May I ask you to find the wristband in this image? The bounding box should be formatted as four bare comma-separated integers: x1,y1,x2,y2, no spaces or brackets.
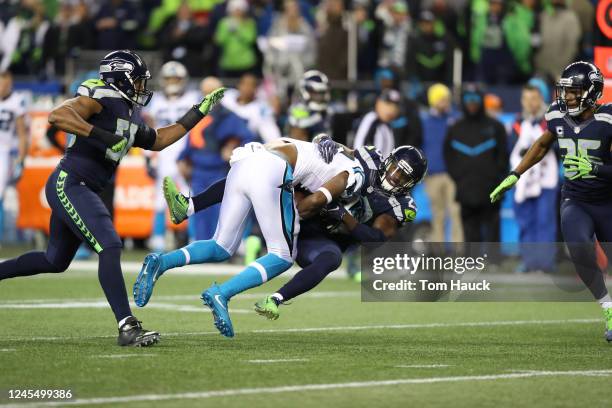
89,126,123,148
317,187,333,204
176,105,204,131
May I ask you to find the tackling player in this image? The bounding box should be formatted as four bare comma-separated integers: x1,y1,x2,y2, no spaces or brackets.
0,50,225,346
490,61,612,342
134,138,363,337
255,142,426,319
0,71,28,243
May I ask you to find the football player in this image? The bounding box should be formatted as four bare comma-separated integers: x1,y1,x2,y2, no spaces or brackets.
255,141,426,320
142,61,199,251
0,50,225,346
287,70,331,141
134,138,364,337
0,70,28,243
490,61,612,342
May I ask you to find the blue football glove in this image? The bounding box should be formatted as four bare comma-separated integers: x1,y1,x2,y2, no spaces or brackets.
313,134,339,164
11,161,24,184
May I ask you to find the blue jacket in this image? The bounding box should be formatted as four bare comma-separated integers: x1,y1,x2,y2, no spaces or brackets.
420,108,457,175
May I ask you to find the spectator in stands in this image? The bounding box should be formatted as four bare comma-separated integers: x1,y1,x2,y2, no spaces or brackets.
376,0,411,72
177,77,255,240
501,0,541,82
406,9,454,85
428,0,460,40
53,0,94,74
471,0,517,84
570,0,594,61
421,83,463,243
510,84,557,273
222,73,281,143
354,0,381,78
534,0,581,82
1,0,56,76
214,0,258,78
316,0,348,80
159,1,210,77
94,0,142,50
263,0,316,100
353,89,401,157
443,84,508,244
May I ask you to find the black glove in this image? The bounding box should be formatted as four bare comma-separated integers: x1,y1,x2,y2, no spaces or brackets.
313,134,339,164
320,203,348,223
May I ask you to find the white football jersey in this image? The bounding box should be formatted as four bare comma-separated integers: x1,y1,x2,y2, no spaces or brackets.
282,138,363,195
222,88,281,143
0,92,28,149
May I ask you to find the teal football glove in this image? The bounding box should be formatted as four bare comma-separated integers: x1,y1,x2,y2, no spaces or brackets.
563,149,593,180
490,173,519,203
197,87,226,115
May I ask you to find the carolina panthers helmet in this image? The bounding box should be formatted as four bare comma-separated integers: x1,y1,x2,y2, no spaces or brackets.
160,61,188,96
99,50,153,106
556,61,603,117
379,146,428,194
299,70,331,112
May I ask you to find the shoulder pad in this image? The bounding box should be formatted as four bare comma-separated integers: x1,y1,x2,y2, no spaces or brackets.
544,102,564,122
76,79,122,100
356,146,382,171
596,103,612,115
393,194,417,224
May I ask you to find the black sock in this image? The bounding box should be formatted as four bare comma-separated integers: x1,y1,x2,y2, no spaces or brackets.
277,252,342,302
0,251,63,280
98,247,132,322
192,178,226,213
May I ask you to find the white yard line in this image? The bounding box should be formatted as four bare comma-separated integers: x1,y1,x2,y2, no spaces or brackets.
0,291,358,305
0,301,251,314
0,348,16,352
247,359,309,364
0,318,601,342
0,369,611,408
395,365,450,368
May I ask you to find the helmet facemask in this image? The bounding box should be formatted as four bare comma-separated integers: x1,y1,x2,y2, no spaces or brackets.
556,81,590,117
379,157,417,194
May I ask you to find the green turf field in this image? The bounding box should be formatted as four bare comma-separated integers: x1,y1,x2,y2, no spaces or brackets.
0,261,611,408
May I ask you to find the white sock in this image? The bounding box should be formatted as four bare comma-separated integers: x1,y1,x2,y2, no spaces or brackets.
118,316,131,328
597,294,612,309
272,293,284,302
187,198,195,216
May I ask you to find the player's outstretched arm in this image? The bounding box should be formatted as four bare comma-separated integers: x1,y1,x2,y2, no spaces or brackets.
298,171,349,219
325,206,397,243
147,87,225,151
490,130,555,203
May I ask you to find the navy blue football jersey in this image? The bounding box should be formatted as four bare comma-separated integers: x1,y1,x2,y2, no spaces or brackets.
59,79,152,191
546,102,612,201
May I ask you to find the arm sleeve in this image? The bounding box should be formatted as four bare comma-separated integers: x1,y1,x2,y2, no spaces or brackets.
592,164,612,181
133,124,157,150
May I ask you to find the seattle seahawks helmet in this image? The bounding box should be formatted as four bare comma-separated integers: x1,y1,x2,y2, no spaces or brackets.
99,50,153,106
160,60,188,96
379,146,427,194
299,70,331,112
556,61,603,117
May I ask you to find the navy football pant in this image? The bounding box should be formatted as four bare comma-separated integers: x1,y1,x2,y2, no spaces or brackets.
560,197,612,300
0,168,131,322
276,225,347,302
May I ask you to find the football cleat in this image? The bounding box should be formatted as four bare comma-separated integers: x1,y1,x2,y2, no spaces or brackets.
117,316,160,347
605,308,612,342
201,284,234,337
163,177,189,224
254,296,280,320
133,253,163,307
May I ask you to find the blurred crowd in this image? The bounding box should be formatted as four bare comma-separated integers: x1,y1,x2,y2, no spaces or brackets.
0,0,596,88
